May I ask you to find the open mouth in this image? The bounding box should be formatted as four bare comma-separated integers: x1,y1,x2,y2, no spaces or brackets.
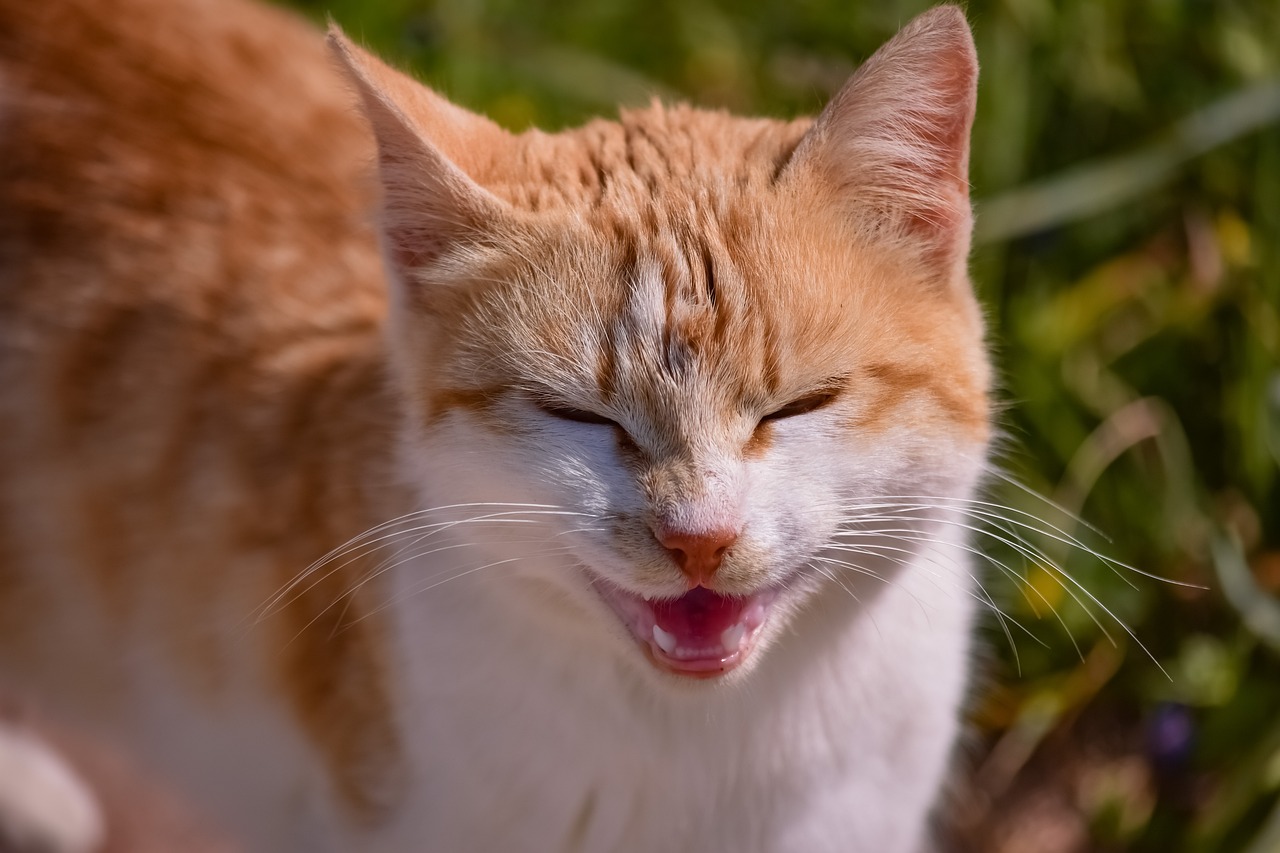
598,583,780,677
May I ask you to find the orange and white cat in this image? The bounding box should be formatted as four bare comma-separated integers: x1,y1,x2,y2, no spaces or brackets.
0,0,988,850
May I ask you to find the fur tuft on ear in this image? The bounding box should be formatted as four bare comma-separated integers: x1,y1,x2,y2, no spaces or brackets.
326,27,513,276
783,6,978,275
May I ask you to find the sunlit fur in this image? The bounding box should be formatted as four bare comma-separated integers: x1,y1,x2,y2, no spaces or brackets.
0,0,992,850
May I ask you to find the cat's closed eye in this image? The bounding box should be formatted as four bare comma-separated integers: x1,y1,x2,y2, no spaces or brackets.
760,388,841,423
537,401,619,427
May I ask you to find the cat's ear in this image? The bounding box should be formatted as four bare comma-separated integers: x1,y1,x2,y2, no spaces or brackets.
781,6,978,277
327,28,514,277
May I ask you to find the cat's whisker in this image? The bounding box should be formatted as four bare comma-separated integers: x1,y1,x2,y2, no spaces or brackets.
840,520,1164,672
981,467,1109,539
839,510,1075,601
258,507,588,620
359,536,583,601
834,526,1088,659
823,541,1048,654
361,519,556,579
974,578,1022,673
834,489,1192,672
822,539,1041,661
287,540,583,647
831,527,1077,646
840,495,1201,589
838,519,1081,610
309,522,570,616
261,501,579,597
812,547,1031,667
805,561,882,641
353,513,606,588
260,518,549,621
556,527,609,537
867,502,1129,594
272,503,582,570
352,546,583,630
808,554,929,632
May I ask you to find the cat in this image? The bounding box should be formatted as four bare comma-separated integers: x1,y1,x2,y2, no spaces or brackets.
0,0,988,850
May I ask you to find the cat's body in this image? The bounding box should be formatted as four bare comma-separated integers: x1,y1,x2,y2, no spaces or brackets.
0,1,989,851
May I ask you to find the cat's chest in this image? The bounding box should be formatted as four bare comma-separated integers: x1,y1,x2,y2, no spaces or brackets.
369,553,974,853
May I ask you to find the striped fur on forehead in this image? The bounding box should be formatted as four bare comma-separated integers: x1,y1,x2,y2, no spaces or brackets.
339,32,992,446
416,179,989,448
478,103,812,213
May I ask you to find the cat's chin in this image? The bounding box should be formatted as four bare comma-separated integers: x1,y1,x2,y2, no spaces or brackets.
595,581,782,679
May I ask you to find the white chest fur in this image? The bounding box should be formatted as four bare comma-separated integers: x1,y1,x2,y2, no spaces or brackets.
363,528,976,853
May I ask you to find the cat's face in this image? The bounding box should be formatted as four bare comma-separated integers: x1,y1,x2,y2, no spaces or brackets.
331,6,987,681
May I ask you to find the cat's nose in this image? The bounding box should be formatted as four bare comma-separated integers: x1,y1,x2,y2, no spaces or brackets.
654,526,739,588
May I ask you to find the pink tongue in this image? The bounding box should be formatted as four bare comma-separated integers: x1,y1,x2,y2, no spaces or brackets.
650,588,748,644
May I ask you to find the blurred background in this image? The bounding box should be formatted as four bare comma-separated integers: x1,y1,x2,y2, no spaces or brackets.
275,0,1280,849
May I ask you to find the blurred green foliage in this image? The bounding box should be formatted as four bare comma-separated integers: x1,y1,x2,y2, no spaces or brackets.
275,0,1280,849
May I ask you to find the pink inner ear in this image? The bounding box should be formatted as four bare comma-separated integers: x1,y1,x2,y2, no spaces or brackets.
327,29,514,276
897,53,975,238
896,107,973,247
784,7,978,268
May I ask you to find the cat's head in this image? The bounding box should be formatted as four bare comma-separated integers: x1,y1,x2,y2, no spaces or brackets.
331,6,989,682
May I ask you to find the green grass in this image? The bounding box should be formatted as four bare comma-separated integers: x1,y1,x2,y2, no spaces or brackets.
275,0,1280,847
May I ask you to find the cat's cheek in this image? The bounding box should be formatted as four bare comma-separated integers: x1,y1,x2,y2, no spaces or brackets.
739,449,844,574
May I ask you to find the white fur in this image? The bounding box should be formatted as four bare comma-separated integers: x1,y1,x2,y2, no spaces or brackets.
365,491,979,853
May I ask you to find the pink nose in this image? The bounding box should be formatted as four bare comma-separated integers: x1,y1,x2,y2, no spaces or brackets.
654,526,739,587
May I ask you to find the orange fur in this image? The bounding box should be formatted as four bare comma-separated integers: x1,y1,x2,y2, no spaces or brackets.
0,0,402,822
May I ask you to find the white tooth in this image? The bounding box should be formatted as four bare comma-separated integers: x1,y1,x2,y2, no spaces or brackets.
720,623,746,652
652,624,677,654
